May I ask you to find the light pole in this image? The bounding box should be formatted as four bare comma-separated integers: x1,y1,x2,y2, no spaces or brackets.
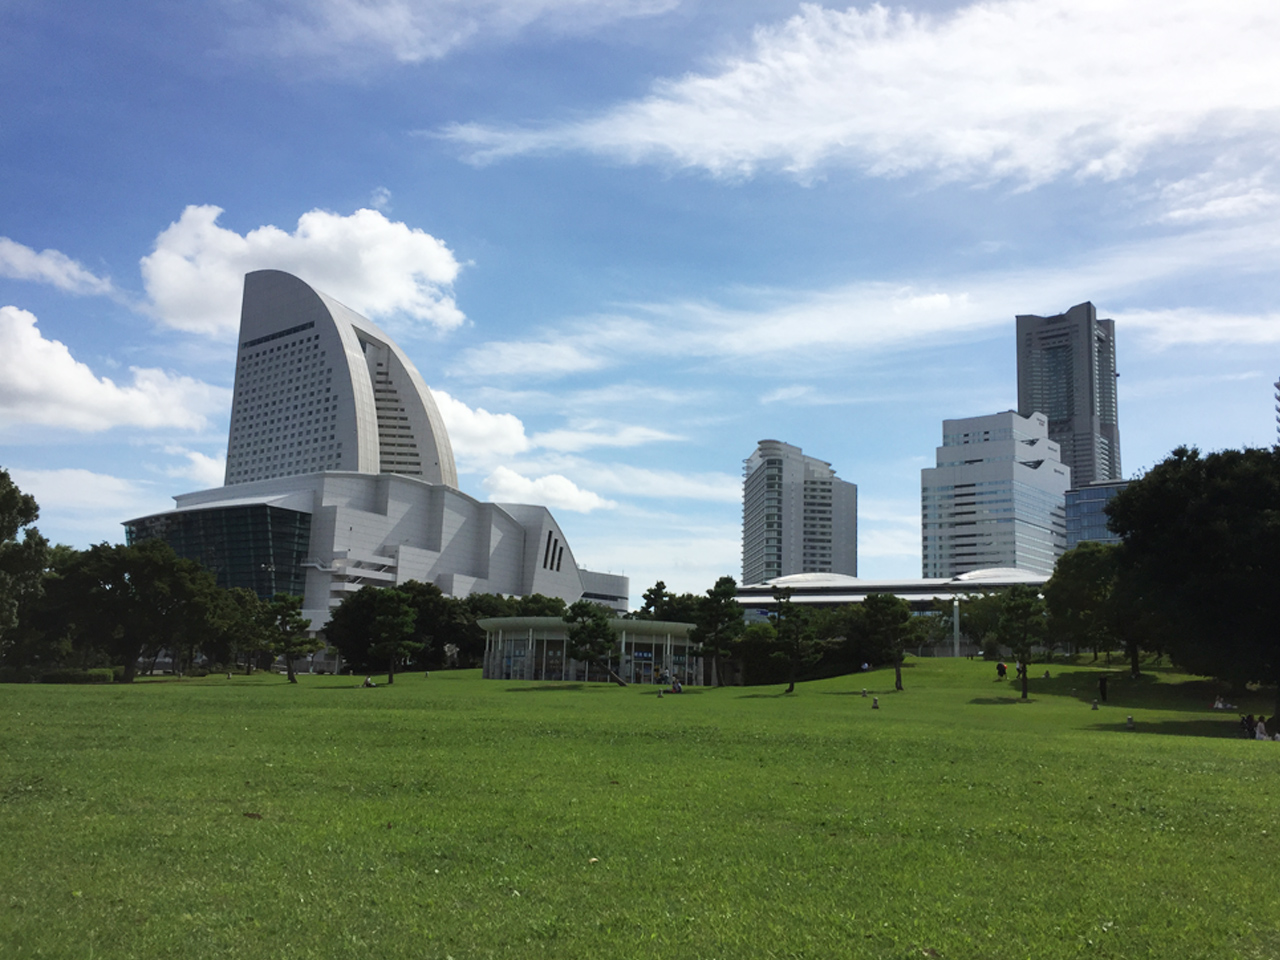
952,598,961,658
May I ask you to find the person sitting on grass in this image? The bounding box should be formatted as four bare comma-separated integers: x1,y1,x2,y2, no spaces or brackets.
1256,716,1270,740
363,676,376,688
1242,715,1255,738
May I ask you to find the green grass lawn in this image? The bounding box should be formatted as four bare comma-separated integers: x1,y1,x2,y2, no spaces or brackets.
2,660,1278,959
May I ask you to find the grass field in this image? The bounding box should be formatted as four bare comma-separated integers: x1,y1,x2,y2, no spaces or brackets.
2,660,1278,959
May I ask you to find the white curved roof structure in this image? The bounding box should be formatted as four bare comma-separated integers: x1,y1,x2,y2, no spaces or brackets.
224,269,457,487
737,566,1049,608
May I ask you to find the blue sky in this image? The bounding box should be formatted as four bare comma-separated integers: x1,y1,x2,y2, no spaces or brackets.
3,0,1279,604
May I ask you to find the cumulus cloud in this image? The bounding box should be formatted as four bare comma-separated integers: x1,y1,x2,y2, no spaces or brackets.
431,388,531,468
140,205,464,338
241,0,679,64
482,465,616,512
0,237,113,295
0,305,228,433
6,468,174,540
564,462,741,502
163,446,227,488
445,0,1280,190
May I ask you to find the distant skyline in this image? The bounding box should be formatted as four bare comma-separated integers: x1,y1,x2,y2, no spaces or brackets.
3,0,1279,605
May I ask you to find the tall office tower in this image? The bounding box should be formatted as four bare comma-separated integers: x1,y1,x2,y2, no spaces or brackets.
1065,480,1129,550
1016,301,1121,487
921,411,1071,578
742,440,857,585
224,269,456,486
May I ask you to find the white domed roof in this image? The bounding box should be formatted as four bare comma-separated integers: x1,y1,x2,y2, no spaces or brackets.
949,567,1045,584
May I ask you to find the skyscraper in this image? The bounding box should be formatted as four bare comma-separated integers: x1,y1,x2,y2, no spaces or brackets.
742,440,857,585
1016,301,1121,486
921,411,1071,578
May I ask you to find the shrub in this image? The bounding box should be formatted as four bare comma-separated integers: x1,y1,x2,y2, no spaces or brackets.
39,668,114,684
0,666,41,683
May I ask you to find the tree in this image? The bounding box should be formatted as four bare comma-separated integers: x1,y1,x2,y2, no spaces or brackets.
563,600,620,683
264,594,322,683
62,539,220,682
369,589,419,684
323,586,379,673
691,576,744,687
633,580,700,623
0,468,50,662
861,593,913,691
1043,542,1121,665
1107,446,1280,713
997,585,1047,700
958,592,1006,659
772,587,821,694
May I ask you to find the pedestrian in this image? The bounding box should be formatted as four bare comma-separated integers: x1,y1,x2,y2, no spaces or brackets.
997,662,1007,680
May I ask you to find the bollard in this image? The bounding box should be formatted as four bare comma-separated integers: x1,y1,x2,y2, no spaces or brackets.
1091,699,1099,710
862,688,867,698
1126,715,1135,730
872,696,879,710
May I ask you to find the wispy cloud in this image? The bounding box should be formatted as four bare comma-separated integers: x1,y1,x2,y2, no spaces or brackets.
163,446,227,488
443,0,1280,197
0,306,228,434
0,237,114,296
6,468,174,539
141,205,464,338
450,220,1280,381
532,421,682,452
234,0,678,65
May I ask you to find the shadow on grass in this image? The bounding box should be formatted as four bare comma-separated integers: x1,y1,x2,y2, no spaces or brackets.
999,667,1269,714
1088,718,1254,739
969,696,1037,705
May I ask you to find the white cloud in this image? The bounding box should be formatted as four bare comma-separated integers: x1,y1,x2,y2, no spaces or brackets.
0,305,228,434
1157,168,1280,224
140,205,464,338
6,468,174,541
532,421,681,452
445,0,1280,191
163,446,227,488
1116,308,1280,350
565,462,741,502
431,388,531,468
0,237,113,295
244,0,679,64
482,465,616,512
370,186,392,211
452,220,1280,379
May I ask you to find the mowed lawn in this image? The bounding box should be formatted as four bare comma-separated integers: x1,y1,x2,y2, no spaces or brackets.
2,661,1277,960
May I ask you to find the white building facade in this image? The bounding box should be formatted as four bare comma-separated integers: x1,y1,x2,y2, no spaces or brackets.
921,411,1071,578
126,270,628,626
742,440,857,585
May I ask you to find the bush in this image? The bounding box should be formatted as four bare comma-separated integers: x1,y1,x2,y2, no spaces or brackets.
111,666,127,682
0,666,41,683
39,668,114,684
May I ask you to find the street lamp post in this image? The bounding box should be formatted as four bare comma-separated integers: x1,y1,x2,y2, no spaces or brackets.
952,598,961,658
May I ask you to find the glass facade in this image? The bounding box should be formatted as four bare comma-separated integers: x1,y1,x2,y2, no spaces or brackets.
1065,482,1128,550
125,504,312,599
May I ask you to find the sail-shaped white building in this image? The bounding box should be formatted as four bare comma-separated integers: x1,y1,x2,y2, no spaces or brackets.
126,270,627,628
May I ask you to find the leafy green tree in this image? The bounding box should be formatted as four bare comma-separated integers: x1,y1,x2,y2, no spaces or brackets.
215,587,272,674
62,539,219,682
0,468,50,662
1107,446,1280,712
633,580,700,623
324,586,381,673
861,593,913,691
1044,542,1120,664
264,594,322,683
563,599,619,682
997,585,1047,700
691,576,744,687
772,587,822,694
958,592,1006,659
368,588,419,684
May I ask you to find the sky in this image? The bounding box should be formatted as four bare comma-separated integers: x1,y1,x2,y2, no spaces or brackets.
2,0,1279,606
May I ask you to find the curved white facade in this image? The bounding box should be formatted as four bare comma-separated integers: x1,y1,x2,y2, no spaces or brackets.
225,270,456,487
126,270,628,625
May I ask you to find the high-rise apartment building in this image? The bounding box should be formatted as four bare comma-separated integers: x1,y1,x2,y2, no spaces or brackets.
742,440,857,585
1016,301,1121,487
921,411,1071,578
